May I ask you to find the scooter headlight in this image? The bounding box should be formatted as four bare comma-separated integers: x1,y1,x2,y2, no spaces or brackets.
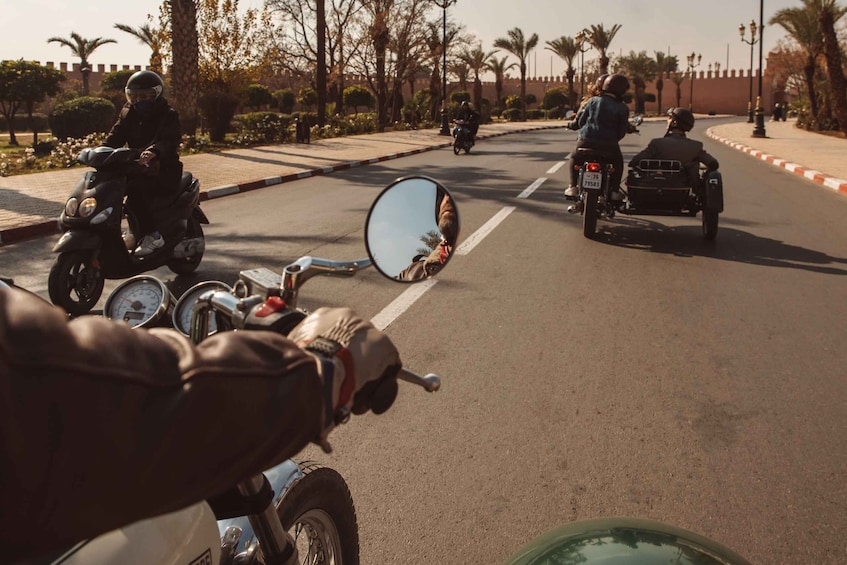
65,198,79,217
78,197,98,218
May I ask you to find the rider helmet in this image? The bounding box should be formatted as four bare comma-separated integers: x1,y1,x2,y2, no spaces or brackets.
667,107,695,132
601,74,630,98
595,74,609,92
125,70,164,107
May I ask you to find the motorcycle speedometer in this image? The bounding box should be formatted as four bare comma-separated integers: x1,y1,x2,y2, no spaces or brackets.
172,281,233,337
103,275,174,329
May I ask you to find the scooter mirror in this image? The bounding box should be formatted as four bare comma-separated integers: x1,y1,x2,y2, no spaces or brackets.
365,175,460,282
565,110,575,119
632,115,644,126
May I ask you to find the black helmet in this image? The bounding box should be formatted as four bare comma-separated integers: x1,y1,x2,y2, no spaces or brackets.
601,74,629,98
595,74,610,91
667,107,695,131
461,101,469,108
125,70,164,106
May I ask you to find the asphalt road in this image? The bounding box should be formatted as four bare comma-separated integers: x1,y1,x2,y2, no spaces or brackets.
1,120,846,564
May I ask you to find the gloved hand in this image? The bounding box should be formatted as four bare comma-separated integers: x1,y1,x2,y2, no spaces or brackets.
288,307,401,449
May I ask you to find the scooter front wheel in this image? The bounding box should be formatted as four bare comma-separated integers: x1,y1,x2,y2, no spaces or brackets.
274,461,359,564
167,216,204,275
48,250,104,316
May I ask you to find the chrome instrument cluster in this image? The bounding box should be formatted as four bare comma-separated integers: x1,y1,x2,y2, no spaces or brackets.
172,280,233,336
103,276,174,328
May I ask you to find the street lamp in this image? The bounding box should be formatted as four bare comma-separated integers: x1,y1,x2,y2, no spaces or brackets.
752,0,767,138
739,19,759,123
430,0,456,136
575,30,591,102
686,52,701,112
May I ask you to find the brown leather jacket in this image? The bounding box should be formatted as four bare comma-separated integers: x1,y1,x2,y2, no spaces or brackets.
0,288,322,562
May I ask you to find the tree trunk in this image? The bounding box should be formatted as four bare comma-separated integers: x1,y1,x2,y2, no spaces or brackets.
566,68,576,107
316,0,327,126
170,0,200,140
473,77,482,111
804,56,820,126
520,62,527,121
820,8,847,135
656,76,664,114
599,54,609,75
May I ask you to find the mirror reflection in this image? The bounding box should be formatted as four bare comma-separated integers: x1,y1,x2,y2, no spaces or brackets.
366,176,459,282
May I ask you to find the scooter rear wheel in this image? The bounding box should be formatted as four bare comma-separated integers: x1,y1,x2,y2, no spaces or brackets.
48,250,104,316
167,216,204,275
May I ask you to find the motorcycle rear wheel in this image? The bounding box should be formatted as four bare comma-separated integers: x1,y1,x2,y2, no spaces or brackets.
582,192,598,238
275,461,359,565
48,250,104,317
702,210,719,241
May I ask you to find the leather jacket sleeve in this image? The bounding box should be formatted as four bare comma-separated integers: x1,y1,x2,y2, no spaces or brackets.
0,288,323,561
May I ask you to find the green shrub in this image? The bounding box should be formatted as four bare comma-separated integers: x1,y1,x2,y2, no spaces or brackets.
199,89,240,142
526,109,545,120
274,88,295,114
543,87,570,111
502,108,522,121
0,113,49,132
246,84,274,111
450,91,471,105
505,95,523,109
343,85,375,113
48,97,116,140
238,112,292,143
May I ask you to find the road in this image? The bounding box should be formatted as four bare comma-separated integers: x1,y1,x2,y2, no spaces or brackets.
2,119,846,564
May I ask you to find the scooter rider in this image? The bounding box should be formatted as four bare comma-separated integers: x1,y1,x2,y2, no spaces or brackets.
104,70,183,257
628,107,719,184
456,101,480,142
0,287,401,562
565,73,631,200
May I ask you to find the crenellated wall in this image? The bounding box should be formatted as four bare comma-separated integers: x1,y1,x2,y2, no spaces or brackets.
39,60,785,117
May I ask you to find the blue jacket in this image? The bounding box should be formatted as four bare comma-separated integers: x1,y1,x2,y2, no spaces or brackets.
577,94,630,144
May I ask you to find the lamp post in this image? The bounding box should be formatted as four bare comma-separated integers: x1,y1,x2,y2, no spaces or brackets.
686,52,701,112
430,0,456,135
739,19,759,123
752,0,767,138
575,30,591,101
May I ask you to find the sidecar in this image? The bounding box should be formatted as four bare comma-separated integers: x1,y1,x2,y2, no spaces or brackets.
623,159,724,240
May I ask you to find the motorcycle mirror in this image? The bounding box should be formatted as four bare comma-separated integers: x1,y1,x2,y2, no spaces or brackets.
365,175,460,283
565,110,575,119
632,115,644,126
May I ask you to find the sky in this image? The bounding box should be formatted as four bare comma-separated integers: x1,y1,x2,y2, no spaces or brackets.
1,0,803,78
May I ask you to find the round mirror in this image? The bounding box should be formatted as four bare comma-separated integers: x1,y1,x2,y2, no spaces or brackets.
365,176,460,282
632,114,644,126
565,110,575,119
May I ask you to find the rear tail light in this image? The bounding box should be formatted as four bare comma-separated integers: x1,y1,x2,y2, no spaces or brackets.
586,162,601,172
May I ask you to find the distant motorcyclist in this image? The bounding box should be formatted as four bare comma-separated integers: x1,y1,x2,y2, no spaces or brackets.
628,107,719,186
565,73,631,201
565,74,607,193
456,101,480,142
103,70,183,257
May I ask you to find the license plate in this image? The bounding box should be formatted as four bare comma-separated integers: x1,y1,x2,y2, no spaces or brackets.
581,171,602,190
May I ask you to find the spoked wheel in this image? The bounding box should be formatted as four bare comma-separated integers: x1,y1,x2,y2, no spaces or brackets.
702,210,719,240
48,250,104,316
275,461,359,565
167,215,204,275
582,191,599,238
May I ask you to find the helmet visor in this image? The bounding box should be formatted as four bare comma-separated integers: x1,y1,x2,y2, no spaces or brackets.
125,85,162,105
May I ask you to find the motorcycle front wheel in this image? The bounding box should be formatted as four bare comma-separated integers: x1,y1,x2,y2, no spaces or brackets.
452,140,462,155
275,461,359,565
48,250,104,316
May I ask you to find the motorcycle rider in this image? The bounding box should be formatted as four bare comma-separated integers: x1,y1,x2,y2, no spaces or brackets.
103,70,183,257
565,74,607,194
397,189,458,281
0,286,401,562
628,107,719,185
564,73,631,204
456,100,480,143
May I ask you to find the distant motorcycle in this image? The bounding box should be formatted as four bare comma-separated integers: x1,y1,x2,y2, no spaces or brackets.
452,119,474,154
48,146,209,316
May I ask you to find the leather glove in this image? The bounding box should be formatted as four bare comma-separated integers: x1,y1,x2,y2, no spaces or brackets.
288,307,402,451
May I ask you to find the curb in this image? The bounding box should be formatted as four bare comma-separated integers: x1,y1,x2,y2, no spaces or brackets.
0,124,566,246
706,127,847,196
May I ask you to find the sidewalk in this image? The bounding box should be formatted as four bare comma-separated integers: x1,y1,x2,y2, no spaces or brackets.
1,117,845,246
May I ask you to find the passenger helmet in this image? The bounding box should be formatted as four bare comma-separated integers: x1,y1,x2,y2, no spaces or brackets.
667,107,695,131
125,70,164,106
601,73,630,98
595,74,610,91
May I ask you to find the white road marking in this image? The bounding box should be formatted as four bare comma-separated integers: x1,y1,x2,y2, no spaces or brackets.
456,206,516,255
517,177,546,199
547,161,566,174
371,279,438,330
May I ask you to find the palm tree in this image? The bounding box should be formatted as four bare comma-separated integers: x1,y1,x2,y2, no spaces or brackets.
47,32,116,96
818,1,847,134
169,0,200,138
545,36,579,107
583,23,621,75
670,72,686,108
485,55,516,111
653,51,678,115
615,50,657,114
493,27,539,120
114,23,164,74
769,0,840,123
460,44,496,111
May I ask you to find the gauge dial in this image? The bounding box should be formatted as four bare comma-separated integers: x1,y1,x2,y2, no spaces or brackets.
103,276,173,328
173,281,232,336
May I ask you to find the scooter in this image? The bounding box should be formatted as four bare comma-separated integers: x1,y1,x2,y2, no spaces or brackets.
51,175,455,564
452,119,474,154
48,146,209,316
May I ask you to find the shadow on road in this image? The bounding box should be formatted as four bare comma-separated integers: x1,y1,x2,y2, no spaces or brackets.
596,217,847,276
